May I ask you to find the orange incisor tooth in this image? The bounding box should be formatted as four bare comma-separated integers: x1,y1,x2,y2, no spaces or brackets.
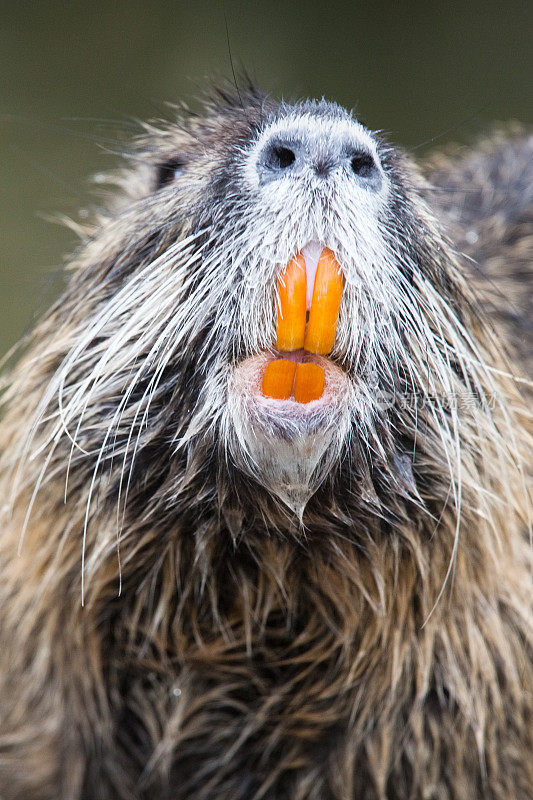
275,253,307,351
262,359,297,400
293,363,325,404
304,248,344,355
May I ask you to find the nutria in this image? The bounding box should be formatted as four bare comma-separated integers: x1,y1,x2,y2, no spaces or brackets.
0,87,531,800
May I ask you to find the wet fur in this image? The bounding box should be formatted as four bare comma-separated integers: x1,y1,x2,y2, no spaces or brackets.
0,89,531,799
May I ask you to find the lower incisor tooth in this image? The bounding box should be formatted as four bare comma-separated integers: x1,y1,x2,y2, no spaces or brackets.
262,359,297,400
293,363,325,403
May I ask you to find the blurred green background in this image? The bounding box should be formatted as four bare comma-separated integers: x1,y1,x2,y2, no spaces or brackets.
1,0,531,356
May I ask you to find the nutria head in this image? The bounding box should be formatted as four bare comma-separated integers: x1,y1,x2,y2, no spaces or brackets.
6,88,523,607
1,87,531,800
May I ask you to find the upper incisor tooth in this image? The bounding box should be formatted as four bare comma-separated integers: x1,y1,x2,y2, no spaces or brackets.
275,254,307,351
301,241,323,310
304,248,343,355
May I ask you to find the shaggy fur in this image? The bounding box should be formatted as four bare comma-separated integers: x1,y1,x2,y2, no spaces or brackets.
0,88,531,800
423,127,533,377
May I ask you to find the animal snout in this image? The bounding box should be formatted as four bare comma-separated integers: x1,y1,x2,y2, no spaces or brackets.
257,129,382,189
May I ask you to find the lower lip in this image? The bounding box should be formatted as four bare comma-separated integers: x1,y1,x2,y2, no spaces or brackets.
230,351,349,413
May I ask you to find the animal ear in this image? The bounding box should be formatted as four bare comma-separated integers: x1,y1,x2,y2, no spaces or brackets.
155,157,186,190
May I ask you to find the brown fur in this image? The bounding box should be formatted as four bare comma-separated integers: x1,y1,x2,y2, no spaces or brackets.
0,93,531,799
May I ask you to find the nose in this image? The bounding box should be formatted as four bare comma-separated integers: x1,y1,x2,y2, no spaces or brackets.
257,131,381,189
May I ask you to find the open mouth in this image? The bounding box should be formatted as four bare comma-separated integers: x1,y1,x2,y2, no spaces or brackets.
262,242,344,404
226,241,352,498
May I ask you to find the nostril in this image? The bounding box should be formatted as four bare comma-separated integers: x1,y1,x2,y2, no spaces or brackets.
350,151,377,179
257,139,300,185
264,144,296,171
262,144,296,170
